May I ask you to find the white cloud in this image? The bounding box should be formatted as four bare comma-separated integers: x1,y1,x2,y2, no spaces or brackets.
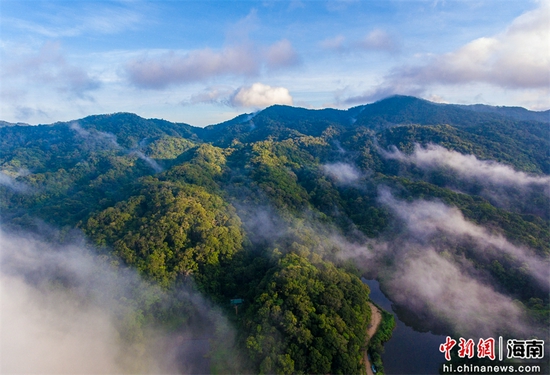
183,86,235,106
184,83,295,109
326,190,541,338
0,229,169,374
343,1,550,104
126,39,299,89
125,45,260,89
341,84,423,105
388,248,529,337
331,189,547,337
391,5,550,89
0,227,243,374
1,41,100,98
0,172,32,193
383,143,550,190
322,162,362,185
132,151,163,173
230,83,293,108
379,190,550,288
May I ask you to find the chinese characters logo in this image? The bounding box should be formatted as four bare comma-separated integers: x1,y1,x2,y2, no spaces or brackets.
439,336,544,361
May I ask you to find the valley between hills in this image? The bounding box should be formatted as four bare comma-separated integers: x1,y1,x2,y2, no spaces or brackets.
1,96,548,374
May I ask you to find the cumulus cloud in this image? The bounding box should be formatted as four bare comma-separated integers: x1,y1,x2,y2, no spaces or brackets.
184,83,294,109
321,162,362,185
393,2,550,89
230,83,293,108
382,143,550,191
2,41,100,98
0,227,243,374
342,1,550,103
125,40,299,89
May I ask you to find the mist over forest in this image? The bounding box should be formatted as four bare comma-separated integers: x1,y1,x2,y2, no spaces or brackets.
1,96,549,374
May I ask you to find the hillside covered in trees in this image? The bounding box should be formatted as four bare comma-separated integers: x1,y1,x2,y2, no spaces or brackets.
1,96,548,374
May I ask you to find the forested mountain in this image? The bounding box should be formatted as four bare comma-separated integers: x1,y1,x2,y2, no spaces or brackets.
458,103,550,123
0,120,31,128
1,96,548,374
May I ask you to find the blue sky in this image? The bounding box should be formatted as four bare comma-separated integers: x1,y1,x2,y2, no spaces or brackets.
0,0,548,126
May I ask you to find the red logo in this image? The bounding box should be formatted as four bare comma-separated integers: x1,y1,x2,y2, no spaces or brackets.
439,336,457,361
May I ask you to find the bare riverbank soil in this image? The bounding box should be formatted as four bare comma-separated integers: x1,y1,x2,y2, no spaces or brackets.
365,302,382,375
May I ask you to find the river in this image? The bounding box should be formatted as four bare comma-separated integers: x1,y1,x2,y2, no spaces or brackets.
363,279,448,375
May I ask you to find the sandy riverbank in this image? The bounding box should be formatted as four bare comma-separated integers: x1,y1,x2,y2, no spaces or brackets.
365,302,382,375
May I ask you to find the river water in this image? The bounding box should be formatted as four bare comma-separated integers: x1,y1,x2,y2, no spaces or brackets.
363,279,447,375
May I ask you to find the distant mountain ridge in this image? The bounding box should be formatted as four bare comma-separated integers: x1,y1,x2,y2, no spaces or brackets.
2,96,548,133
3,95,547,175
458,103,550,123
210,95,549,129
0,120,31,128
351,96,549,129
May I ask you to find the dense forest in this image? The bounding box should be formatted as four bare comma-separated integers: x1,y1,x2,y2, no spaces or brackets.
1,96,548,374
